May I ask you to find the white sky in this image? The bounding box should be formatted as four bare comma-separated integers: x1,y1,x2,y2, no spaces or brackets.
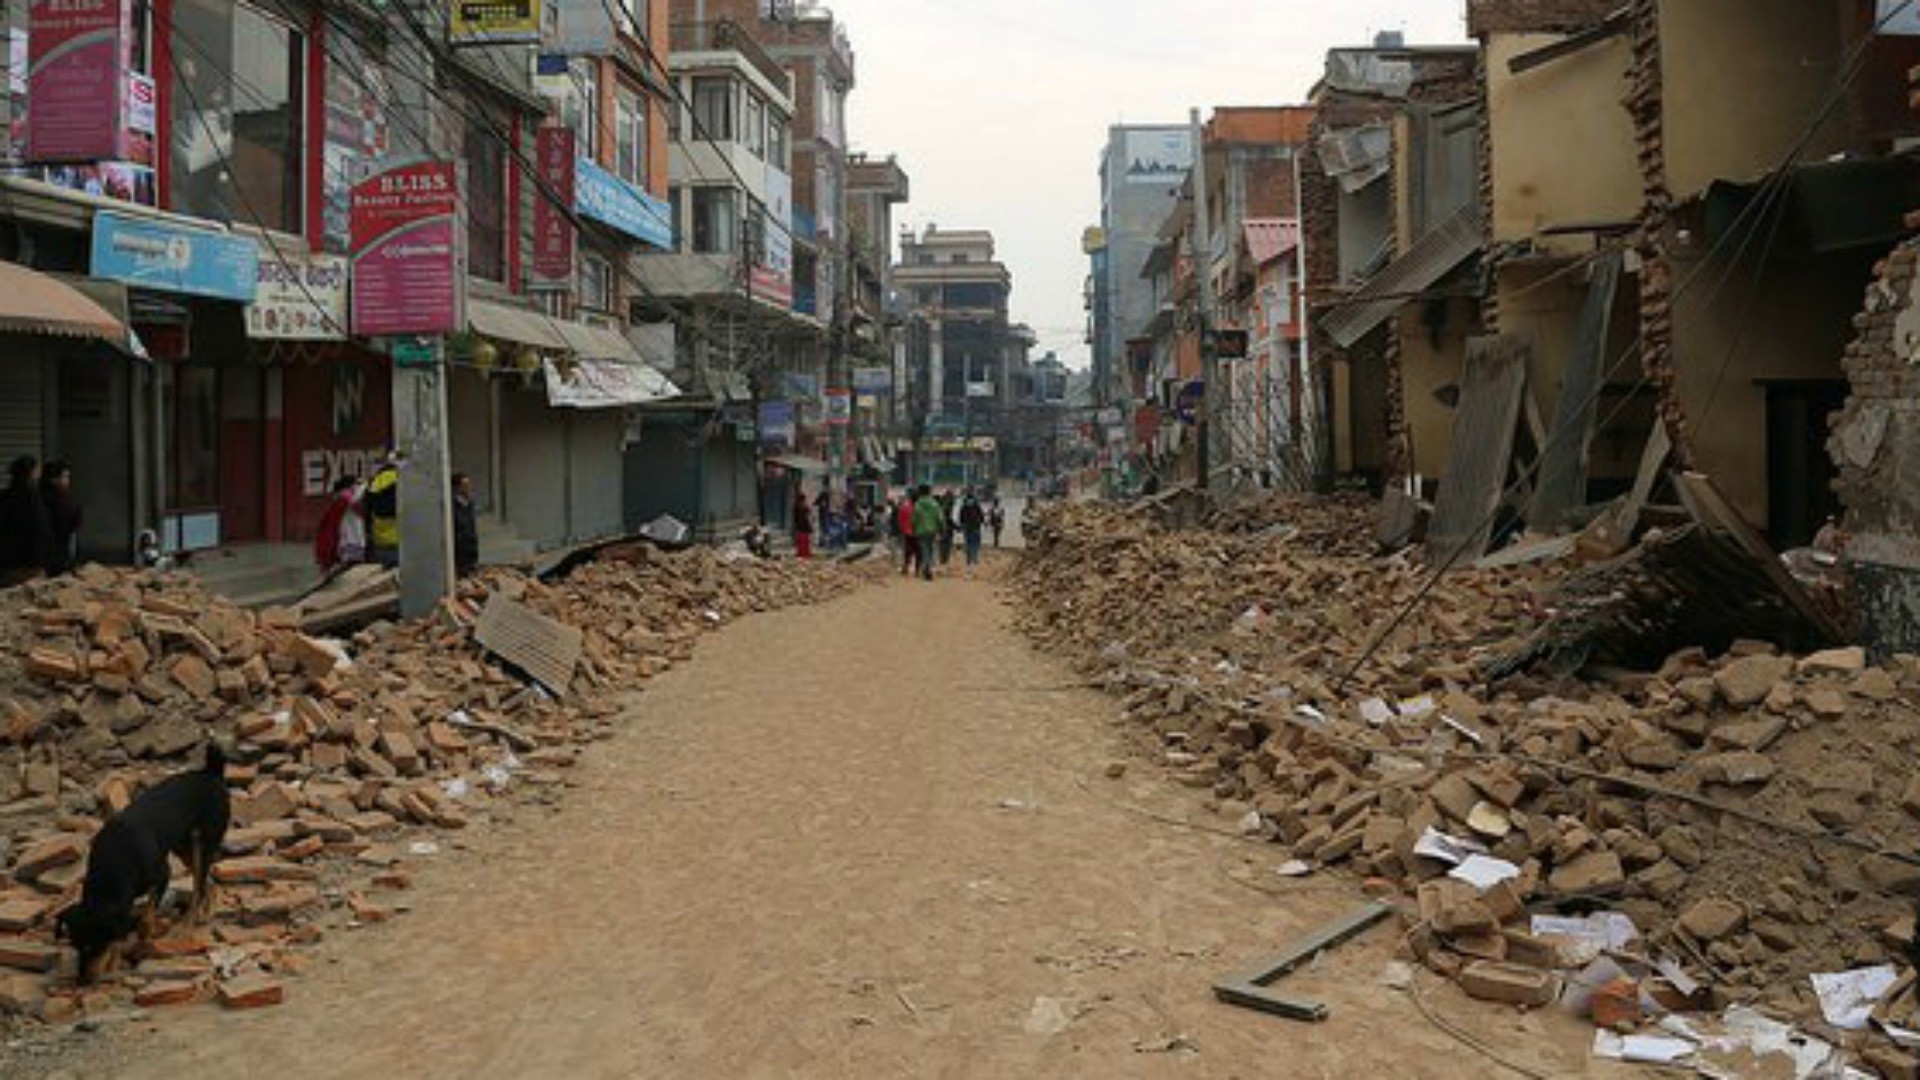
828,0,1470,369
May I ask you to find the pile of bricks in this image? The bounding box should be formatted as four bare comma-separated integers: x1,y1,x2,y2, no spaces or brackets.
1017,500,1920,1073
0,548,862,1024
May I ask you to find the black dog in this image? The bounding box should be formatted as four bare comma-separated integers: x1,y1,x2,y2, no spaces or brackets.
57,743,230,984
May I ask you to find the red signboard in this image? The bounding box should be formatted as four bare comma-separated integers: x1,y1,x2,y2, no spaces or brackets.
26,0,127,163
350,161,463,337
531,127,576,288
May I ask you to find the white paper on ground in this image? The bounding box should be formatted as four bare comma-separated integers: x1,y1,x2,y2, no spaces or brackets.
1398,695,1437,719
1531,912,1638,951
1359,698,1394,725
1810,965,1900,1031
1592,1030,1694,1064
1447,854,1520,889
1412,826,1487,866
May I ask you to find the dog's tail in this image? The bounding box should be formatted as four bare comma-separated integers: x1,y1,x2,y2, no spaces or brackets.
202,741,227,775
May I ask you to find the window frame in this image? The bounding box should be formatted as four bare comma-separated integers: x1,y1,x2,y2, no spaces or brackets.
463,111,509,283
690,186,737,255
168,0,307,234
615,83,644,186
691,76,733,143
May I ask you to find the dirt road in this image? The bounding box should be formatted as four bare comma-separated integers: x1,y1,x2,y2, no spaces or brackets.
28,569,1620,1078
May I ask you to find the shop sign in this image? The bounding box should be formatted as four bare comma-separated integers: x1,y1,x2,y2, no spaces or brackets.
25,0,125,162
758,400,795,446
851,366,891,394
751,166,792,306
531,128,576,288
779,372,819,402
575,155,673,250
449,0,545,45
824,388,852,427
545,0,613,55
246,251,349,340
350,160,462,336
90,211,259,301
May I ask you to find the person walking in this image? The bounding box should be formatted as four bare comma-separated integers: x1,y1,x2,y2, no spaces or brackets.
896,491,918,577
959,491,985,567
0,456,51,587
451,473,480,577
39,460,81,576
911,483,943,581
792,487,814,559
936,489,957,566
365,458,401,568
989,499,1006,549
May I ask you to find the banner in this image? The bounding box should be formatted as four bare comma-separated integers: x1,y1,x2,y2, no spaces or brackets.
531,127,576,288
575,155,673,250
751,166,793,306
758,401,795,447
350,161,463,336
851,366,891,394
247,252,349,340
449,0,544,45
26,0,125,162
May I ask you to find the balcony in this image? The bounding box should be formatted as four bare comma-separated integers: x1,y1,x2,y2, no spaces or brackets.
670,20,790,96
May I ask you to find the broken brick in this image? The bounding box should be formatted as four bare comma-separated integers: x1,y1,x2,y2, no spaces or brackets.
217,973,285,1009
0,937,59,972
1458,960,1559,1008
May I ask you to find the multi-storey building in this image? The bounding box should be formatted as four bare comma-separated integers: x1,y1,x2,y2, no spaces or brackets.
895,226,1018,485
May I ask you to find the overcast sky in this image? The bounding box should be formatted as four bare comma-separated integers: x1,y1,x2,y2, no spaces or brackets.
827,0,1470,369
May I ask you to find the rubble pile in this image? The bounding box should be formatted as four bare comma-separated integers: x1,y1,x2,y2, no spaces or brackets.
0,549,861,1023
1015,500,1920,1071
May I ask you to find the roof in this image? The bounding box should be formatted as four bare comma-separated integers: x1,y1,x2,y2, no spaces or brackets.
1243,220,1300,266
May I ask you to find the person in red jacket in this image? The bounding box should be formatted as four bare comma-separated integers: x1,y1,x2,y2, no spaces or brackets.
313,476,360,573
895,492,918,577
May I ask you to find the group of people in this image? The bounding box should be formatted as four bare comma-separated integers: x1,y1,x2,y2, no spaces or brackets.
789,483,873,559
0,455,82,587
884,486,1004,579
313,461,481,579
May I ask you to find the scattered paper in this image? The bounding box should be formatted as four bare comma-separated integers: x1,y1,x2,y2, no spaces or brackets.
1448,854,1521,889
1359,698,1395,726
1290,704,1330,731
1439,713,1487,746
1532,912,1637,951
1593,1030,1695,1065
1275,859,1313,878
1811,965,1899,1031
1398,695,1437,719
1675,1006,1852,1080
1412,826,1487,866
439,777,470,800
1654,955,1700,998
408,840,441,857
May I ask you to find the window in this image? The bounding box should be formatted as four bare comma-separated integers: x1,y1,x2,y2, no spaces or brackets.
744,94,766,159
625,0,649,38
616,85,644,186
465,114,507,281
669,186,684,252
580,252,614,312
170,0,304,233
768,117,788,168
744,199,767,263
691,77,732,142
691,187,736,254
561,60,599,155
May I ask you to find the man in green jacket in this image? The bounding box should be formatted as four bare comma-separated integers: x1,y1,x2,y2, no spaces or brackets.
910,483,943,581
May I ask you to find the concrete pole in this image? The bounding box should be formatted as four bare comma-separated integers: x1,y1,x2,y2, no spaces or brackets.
393,342,454,618
1188,108,1219,494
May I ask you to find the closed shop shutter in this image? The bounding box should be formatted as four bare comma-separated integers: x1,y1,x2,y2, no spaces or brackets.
0,356,45,465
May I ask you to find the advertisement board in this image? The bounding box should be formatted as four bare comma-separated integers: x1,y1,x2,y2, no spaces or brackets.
751,166,793,306
575,155,673,250
350,161,463,337
90,212,259,301
247,251,349,340
758,401,795,447
545,0,614,55
824,388,852,426
449,0,545,45
25,0,125,162
531,127,576,288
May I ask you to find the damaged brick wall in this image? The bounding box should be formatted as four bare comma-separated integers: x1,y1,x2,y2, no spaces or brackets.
1626,0,1686,466
1467,0,1625,35
1831,238,1920,567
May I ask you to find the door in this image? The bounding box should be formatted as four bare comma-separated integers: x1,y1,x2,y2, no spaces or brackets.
1764,379,1848,550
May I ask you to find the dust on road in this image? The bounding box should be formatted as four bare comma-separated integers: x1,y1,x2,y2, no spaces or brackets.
28,568,1618,1079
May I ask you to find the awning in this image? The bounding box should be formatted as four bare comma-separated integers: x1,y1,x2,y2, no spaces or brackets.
767,453,830,475
1319,205,1483,349
469,298,567,351
543,357,679,408
1244,220,1300,267
0,262,130,347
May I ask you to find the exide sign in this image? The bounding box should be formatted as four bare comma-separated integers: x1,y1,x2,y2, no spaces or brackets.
349,161,464,337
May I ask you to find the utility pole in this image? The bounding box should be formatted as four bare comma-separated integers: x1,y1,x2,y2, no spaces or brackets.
1188,107,1219,495
393,339,453,618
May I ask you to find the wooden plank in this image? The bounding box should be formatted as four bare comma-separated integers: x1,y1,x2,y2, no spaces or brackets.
472,592,584,698
1427,335,1530,563
1529,251,1623,531
1672,472,1849,643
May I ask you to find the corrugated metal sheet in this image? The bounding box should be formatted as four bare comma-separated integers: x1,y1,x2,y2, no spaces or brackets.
1527,251,1622,530
1426,335,1530,562
1319,205,1484,349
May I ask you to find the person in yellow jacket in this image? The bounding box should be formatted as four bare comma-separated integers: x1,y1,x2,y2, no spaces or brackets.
365,459,400,567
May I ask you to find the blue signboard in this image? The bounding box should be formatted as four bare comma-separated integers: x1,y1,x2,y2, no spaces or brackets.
758,400,795,446
90,211,260,302
575,157,674,250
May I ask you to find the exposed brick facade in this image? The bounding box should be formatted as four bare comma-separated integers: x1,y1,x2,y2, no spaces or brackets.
1467,0,1624,35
